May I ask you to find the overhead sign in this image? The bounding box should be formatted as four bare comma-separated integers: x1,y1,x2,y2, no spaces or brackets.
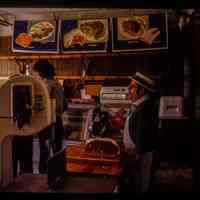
12,20,59,53
111,12,168,52
61,18,109,53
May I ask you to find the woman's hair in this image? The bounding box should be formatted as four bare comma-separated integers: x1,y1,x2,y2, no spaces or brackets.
33,59,55,79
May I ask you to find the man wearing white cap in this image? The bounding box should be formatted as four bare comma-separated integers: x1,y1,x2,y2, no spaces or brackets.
121,72,159,194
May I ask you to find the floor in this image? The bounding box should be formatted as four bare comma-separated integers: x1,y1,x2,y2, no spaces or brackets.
32,139,69,174
3,174,49,192
3,168,193,193
3,173,117,193
152,167,193,192
6,139,117,193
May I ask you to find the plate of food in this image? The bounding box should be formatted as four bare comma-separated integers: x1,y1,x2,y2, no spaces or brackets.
118,16,149,40
78,19,108,42
28,21,55,43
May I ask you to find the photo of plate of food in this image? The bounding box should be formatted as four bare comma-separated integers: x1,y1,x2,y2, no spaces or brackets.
117,16,149,40
78,19,108,43
13,20,59,53
27,21,55,43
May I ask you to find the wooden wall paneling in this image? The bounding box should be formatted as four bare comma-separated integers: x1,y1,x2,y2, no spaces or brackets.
0,60,19,76
49,58,82,77
0,37,11,54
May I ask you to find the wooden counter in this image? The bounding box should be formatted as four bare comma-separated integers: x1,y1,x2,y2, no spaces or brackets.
65,145,121,176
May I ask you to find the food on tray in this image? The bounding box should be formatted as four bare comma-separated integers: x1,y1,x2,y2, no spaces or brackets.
84,138,120,158
119,16,148,39
63,28,87,48
28,21,55,42
15,32,32,48
79,20,106,41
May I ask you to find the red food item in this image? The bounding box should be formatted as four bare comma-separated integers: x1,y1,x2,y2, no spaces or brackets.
72,34,86,45
80,164,95,172
110,115,126,130
15,33,32,48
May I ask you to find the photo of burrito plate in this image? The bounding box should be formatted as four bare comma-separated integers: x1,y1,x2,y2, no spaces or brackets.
28,21,55,42
118,16,149,40
79,20,107,42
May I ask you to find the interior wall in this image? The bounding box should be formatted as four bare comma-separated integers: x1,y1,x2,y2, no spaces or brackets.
0,60,19,77
0,35,168,78
0,9,184,96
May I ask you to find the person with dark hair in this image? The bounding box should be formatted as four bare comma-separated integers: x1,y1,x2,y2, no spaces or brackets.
63,79,74,100
32,59,64,173
120,72,160,194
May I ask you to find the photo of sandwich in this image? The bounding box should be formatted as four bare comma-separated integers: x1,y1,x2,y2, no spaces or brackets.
63,19,108,48
79,20,107,42
61,18,109,53
112,12,168,53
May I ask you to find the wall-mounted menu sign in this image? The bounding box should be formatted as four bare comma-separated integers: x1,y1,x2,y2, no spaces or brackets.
61,19,109,53
12,20,59,53
111,13,168,52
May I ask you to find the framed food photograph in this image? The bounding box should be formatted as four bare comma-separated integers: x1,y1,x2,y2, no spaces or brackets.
61,18,109,53
111,12,168,52
12,20,59,53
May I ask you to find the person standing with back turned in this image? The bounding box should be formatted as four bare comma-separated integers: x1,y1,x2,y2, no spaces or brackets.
32,59,64,173
121,72,160,194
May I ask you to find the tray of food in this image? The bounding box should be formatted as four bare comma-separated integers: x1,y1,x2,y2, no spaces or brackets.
66,139,120,162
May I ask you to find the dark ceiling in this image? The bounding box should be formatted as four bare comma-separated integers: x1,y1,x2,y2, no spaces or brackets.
0,0,195,9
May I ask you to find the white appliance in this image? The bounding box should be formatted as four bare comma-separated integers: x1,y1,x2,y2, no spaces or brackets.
100,86,132,105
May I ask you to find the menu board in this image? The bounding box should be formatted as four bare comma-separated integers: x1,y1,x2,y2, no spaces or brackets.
12,20,59,53
61,19,109,53
111,13,168,52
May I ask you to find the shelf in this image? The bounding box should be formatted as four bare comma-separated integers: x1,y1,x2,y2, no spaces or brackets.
66,162,121,176
0,51,162,60
159,116,189,120
65,145,121,176
55,75,131,80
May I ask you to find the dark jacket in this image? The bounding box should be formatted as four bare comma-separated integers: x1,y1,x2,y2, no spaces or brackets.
45,79,64,116
129,95,159,154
